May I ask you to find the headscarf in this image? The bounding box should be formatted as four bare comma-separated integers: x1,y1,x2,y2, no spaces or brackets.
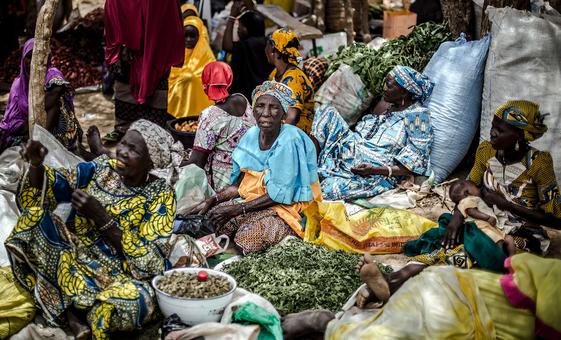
494,100,548,142
168,16,215,118
202,61,233,102
252,81,296,113
388,65,434,104
129,119,183,182
181,3,199,18
239,11,266,38
0,39,66,147
268,28,302,66
104,0,184,105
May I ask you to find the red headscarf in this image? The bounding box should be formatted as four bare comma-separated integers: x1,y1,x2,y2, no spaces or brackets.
201,61,233,102
104,0,184,104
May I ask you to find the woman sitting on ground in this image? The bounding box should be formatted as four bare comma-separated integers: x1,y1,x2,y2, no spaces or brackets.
313,65,434,201
168,15,215,118
195,81,322,254
354,100,561,307
266,28,315,134
6,119,182,339
0,39,82,154
186,61,256,191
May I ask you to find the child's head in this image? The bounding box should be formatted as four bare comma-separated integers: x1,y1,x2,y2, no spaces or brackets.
449,180,481,204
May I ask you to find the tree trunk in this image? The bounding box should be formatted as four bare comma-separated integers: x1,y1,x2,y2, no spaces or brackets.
480,0,530,35
29,0,61,135
344,0,354,44
441,0,474,38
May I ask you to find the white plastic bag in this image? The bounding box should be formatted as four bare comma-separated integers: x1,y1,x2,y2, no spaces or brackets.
175,164,215,215
481,7,561,179
315,64,374,126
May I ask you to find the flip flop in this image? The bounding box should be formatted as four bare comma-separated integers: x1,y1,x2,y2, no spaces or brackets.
102,130,124,144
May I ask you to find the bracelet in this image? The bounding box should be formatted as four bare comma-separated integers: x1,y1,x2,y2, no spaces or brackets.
228,16,237,21
386,166,393,178
99,218,116,232
239,202,247,216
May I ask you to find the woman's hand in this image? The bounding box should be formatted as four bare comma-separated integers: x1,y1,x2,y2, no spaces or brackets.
481,187,511,211
230,1,245,17
71,189,111,226
442,209,464,249
21,140,48,166
207,203,242,226
351,164,378,177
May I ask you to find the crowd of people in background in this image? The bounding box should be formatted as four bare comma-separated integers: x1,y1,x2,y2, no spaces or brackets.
0,0,560,339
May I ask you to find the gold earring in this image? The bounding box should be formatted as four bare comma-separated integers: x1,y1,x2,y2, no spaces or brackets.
515,141,520,151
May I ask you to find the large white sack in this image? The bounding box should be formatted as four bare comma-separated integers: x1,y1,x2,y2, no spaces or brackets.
423,34,491,183
481,7,561,179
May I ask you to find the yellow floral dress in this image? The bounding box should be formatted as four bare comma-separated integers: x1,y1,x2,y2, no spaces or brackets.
5,155,176,339
270,68,315,134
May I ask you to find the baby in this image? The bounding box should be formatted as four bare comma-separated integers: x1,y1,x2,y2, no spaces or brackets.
449,179,516,256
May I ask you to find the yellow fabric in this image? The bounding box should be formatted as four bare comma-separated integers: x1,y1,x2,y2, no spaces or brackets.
468,141,561,218
168,16,215,118
507,253,561,335
237,169,322,237
181,3,199,16
494,100,547,142
303,201,437,254
270,68,315,133
0,267,35,339
458,196,505,243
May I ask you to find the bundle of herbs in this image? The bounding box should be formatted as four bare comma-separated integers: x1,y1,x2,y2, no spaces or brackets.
326,22,453,99
222,239,362,315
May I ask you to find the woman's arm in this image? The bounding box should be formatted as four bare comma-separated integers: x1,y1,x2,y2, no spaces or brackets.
285,107,301,126
222,1,244,52
45,85,64,132
351,164,413,178
183,149,209,169
207,193,276,226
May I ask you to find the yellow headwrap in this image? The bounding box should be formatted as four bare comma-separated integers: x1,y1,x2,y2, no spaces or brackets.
168,16,215,118
494,100,548,142
181,3,199,17
268,28,302,66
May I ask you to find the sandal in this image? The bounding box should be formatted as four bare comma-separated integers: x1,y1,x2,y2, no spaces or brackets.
102,130,124,144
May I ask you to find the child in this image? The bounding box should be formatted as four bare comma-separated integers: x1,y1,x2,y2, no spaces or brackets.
449,179,516,256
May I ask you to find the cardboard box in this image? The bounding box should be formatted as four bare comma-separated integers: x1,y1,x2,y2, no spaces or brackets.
383,10,417,39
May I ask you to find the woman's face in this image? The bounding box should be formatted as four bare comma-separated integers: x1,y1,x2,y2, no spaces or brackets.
24,53,32,74
490,116,522,150
382,76,408,104
184,25,199,49
115,130,152,182
265,41,274,64
253,95,285,134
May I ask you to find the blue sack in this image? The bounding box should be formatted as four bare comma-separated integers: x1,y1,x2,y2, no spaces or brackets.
423,34,490,183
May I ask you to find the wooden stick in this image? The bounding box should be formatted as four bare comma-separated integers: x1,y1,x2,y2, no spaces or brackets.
29,0,61,136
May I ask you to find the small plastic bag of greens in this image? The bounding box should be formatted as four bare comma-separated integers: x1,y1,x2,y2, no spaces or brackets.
175,164,215,215
232,302,283,340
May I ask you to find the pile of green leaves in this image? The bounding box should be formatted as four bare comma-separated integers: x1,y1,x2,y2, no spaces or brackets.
222,239,362,315
326,22,453,98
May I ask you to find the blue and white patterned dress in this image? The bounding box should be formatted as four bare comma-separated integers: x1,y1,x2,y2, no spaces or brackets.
312,103,433,200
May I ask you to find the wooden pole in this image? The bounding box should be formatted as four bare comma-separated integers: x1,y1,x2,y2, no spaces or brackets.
28,0,61,136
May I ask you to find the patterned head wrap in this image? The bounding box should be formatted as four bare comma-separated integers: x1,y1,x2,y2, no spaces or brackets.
388,65,434,104
129,119,183,182
252,81,296,113
494,100,548,142
268,28,302,66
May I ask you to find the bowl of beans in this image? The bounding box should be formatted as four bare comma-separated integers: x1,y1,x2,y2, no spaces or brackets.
152,268,237,325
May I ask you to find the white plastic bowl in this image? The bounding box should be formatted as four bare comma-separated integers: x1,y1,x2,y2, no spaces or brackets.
152,268,237,325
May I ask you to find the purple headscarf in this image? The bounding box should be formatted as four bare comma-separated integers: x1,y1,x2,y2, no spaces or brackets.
0,39,65,147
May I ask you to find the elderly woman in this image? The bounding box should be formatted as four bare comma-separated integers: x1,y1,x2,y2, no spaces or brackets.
313,65,434,201
187,61,256,191
195,81,322,254
5,120,181,339
266,28,315,134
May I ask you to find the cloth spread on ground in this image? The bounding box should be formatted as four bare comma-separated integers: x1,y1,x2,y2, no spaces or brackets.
168,16,216,118
403,213,507,273
304,202,436,254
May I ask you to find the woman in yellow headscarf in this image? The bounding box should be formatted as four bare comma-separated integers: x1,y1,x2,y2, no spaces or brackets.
168,16,215,118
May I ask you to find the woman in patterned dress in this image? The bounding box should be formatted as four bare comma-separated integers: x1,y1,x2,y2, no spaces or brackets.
312,65,434,201
195,81,322,254
5,120,182,339
187,61,256,191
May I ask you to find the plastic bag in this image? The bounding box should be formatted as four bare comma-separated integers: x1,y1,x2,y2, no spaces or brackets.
161,314,190,339
423,34,490,183
173,215,218,239
232,303,283,340
175,165,215,216
304,202,437,254
167,234,209,268
315,64,374,126
481,7,561,179
0,267,36,339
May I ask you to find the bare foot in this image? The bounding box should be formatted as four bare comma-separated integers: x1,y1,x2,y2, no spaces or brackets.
87,125,106,156
360,261,391,303
356,285,374,308
503,235,516,257
282,310,335,339
66,310,91,340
